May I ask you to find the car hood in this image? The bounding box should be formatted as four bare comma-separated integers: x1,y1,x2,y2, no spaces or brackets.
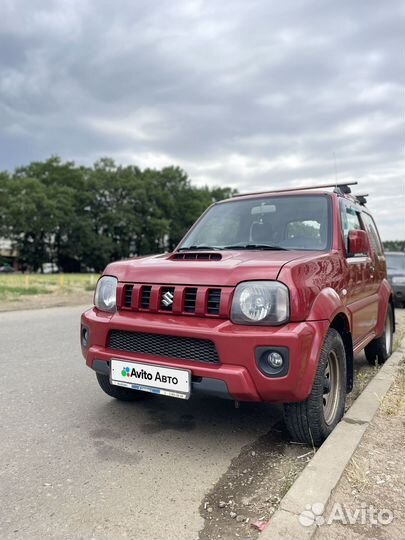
104,250,318,287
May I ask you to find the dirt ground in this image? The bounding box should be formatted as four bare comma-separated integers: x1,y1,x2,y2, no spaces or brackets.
198,418,314,540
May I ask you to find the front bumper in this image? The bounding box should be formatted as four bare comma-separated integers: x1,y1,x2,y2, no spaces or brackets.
81,308,329,403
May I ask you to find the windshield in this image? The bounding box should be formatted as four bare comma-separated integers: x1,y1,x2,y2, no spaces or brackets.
386,254,405,272
179,195,331,251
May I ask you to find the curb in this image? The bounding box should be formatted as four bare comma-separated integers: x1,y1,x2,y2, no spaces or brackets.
261,338,405,540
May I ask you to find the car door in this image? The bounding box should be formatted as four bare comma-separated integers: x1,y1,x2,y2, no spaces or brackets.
340,201,378,343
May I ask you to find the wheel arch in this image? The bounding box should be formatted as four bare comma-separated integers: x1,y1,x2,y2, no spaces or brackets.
389,294,396,334
330,312,354,393
306,288,354,393
376,279,395,337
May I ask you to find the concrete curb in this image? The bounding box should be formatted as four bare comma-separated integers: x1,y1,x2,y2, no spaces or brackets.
261,339,405,540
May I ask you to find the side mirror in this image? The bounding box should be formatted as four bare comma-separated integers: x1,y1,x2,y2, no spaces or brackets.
348,230,370,256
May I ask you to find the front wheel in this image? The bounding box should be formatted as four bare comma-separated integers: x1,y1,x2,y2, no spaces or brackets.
284,328,347,447
365,305,394,365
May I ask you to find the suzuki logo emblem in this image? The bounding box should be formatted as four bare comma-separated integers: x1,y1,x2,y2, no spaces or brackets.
162,291,174,306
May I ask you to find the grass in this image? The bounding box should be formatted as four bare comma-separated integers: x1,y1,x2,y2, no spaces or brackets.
0,285,51,297
393,324,405,351
380,361,405,417
0,273,98,302
346,457,370,491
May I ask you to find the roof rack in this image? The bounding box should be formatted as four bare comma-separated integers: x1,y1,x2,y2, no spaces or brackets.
231,181,358,198
355,193,368,206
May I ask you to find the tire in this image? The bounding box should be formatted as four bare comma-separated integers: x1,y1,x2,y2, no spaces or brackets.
365,305,394,365
284,329,347,447
96,373,150,401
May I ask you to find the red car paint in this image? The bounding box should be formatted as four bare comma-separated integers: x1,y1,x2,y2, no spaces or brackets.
81,189,394,403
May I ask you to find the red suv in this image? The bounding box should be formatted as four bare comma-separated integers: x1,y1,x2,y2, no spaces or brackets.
81,182,395,446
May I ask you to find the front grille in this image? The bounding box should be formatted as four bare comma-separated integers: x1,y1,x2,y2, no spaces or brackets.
118,283,231,318
107,330,220,364
140,285,152,309
207,289,221,314
183,287,197,312
123,285,133,307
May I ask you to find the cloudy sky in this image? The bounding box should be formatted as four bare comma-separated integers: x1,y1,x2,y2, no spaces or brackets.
1,0,404,239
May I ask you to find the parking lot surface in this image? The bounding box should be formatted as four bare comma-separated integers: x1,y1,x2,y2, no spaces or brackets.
0,306,282,540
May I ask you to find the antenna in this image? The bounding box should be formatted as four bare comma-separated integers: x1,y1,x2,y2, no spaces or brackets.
333,152,338,189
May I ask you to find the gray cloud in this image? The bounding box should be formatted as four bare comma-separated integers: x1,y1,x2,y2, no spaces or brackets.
1,0,404,239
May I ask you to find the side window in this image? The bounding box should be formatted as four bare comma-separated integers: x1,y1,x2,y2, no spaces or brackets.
340,202,362,253
362,213,383,256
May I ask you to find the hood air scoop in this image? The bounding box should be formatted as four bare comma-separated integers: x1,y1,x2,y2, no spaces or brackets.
170,252,222,261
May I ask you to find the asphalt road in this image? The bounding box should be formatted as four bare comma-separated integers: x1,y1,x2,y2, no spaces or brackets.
0,306,282,540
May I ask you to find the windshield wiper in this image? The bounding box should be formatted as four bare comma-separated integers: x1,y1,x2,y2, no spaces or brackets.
177,245,221,251
178,243,289,251
222,243,289,251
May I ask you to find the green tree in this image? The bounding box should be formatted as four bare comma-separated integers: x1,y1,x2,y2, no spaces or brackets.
4,177,57,271
0,156,238,271
383,240,405,252
0,171,11,237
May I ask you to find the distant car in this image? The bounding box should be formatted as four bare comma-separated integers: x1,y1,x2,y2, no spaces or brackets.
40,263,59,274
385,252,405,307
0,265,15,273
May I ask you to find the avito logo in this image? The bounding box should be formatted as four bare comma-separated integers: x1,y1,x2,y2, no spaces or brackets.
121,366,153,380
120,366,179,385
121,367,131,377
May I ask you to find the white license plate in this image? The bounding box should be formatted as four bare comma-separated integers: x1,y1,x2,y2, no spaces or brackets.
110,359,191,400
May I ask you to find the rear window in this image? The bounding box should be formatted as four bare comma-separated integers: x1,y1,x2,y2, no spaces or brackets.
362,213,383,256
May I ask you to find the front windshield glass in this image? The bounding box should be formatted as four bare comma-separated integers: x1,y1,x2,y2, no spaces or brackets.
386,254,405,272
180,195,331,251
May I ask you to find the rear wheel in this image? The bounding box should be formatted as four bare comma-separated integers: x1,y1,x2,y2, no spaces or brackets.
365,305,394,365
96,373,150,401
284,329,347,447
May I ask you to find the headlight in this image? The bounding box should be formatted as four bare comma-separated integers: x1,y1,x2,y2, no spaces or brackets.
94,276,118,312
231,281,289,325
393,276,405,285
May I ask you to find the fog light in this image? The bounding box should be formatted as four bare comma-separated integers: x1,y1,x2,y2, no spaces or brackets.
81,326,89,347
256,346,289,377
267,351,284,368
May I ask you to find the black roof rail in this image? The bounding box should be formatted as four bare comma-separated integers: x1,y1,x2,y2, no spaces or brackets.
231,181,358,198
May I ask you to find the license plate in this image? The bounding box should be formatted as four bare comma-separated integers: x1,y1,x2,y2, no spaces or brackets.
110,359,191,400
